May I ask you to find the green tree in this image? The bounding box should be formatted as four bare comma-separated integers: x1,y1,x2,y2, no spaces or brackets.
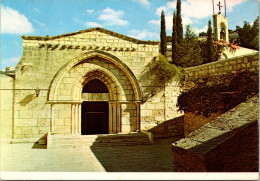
237,16,259,50
176,0,183,43
172,11,178,64
160,10,167,56
179,25,202,67
206,20,213,63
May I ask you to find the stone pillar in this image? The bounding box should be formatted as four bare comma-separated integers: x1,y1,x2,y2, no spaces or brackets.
78,104,81,135
50,104,54,133
135,102,140,132
116,103,121,133
71,104,75,134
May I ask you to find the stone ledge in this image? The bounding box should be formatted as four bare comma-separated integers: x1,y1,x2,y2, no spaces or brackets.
21,27,160,45
171,95,259,171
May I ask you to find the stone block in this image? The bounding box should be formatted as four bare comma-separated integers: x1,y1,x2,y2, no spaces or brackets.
141,110,153,116
155,116,164,121
21,127,32,135
38,127,50,134
17,119,37,126
55,118,64,126
38,119,50,126
32,127,40,135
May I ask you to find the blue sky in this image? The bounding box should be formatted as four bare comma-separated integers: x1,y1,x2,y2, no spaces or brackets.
1,0,259,69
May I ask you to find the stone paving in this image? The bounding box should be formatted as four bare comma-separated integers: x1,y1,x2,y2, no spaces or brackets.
0,136,182,172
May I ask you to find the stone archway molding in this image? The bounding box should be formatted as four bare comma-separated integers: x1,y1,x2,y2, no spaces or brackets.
48,50,143,102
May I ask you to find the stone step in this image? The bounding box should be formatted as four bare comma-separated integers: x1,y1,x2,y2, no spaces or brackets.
47,133,151,149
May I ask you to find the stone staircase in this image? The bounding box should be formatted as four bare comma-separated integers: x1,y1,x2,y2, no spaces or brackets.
47,132,151,149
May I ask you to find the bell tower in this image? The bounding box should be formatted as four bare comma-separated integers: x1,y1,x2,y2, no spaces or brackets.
213,1,229,42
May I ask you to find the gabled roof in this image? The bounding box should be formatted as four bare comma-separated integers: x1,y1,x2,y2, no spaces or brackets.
21,27,160,45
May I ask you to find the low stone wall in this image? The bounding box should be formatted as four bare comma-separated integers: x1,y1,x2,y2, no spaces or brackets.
184,52,259,90
171,95,259,172
182,52,259,135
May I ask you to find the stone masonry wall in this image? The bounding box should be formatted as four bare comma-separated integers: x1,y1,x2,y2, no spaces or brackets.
183,52,259,135
0,74,14,140
13,28,178,140
184,52,259,90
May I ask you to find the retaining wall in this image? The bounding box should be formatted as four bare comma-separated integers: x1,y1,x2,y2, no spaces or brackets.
183,52,259,135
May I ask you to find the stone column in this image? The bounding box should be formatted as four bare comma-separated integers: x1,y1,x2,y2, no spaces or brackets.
50,104,54,133
78,104,81,135
136,103,140,132
116,103,121,133
75,104,78,134
71,104,75,134
108,102,113,133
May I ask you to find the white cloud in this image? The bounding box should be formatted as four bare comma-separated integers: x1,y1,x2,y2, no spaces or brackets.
86,9,94,14
182,0,249,19
132,0,150,5
128,29,159,40
85,22,102,27
193,25,208,35
149,15,192,31
148,20,160,25
156,6,167,16
153,0,250,29
1,5,34,34
98,7,128,26
225,0,249,11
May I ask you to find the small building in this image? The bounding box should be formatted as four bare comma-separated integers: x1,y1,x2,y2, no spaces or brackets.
1,27,182,142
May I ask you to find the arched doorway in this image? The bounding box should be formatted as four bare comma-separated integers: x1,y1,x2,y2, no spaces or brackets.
81,79,109,135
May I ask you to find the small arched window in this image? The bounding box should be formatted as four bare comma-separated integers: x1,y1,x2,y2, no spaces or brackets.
82,79,109,93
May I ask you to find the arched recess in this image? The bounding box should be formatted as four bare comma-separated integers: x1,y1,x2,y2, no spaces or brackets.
48,50,143,102
72,69,123,102
219,22,228,41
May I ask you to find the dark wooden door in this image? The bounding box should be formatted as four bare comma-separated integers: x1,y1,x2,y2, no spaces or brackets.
81,101,108,135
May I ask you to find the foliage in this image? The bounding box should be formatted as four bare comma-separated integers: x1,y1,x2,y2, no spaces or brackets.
199,32,207,36
176,0,183,43
151,54,184,83
172,25,202,68
175,25,202,67
177,71,259,117
166,36,172,42
237,16,259,50
206,20,213,63
160,10,167,56
172,12,178,65
199,39,239,64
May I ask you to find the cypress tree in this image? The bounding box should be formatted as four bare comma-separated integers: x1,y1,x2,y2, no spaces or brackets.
172,11,178,64
176,0,183,43
206,20,213,63
160,10,167,56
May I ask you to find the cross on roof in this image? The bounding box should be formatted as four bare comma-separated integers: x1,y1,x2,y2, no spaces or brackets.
217,1,222,13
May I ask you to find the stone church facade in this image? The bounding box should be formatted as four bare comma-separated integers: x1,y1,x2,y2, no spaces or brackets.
4,27,181,141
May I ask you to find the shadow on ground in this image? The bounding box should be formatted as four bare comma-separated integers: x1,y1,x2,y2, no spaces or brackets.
90,136,182,172
32,143,47,149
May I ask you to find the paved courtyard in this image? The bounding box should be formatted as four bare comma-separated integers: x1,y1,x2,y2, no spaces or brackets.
0,137,182,172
